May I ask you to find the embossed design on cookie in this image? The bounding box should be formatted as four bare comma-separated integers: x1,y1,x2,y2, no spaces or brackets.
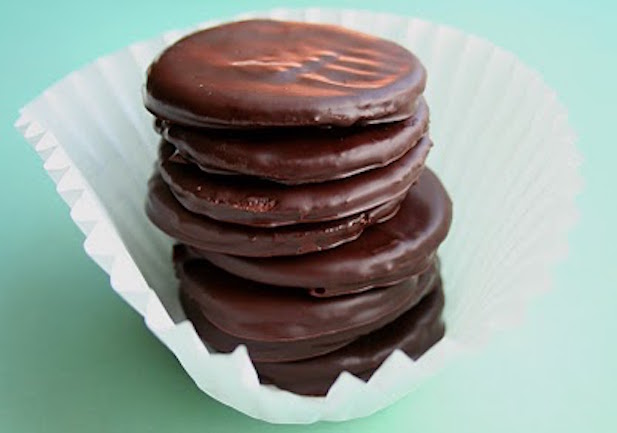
230,50,391,89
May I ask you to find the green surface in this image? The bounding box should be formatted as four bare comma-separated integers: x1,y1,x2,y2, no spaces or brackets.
1,0,616,431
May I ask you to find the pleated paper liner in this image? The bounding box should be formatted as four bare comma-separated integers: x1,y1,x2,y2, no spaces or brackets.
15,8,582,423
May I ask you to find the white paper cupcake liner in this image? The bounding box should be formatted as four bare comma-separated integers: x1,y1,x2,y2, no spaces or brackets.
15,8,582,423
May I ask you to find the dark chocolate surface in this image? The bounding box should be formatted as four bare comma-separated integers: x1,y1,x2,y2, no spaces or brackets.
159,98,429,184
143,16,450,399
176,245,437,362
255,283,444,395
193,168,452,296
158,137,431,227
146,174,403,257
145,19,426,128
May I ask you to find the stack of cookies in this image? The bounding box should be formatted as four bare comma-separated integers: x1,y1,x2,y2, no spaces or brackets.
144,19,452,395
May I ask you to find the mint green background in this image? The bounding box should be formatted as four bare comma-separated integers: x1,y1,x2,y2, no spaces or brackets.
1,1,616,431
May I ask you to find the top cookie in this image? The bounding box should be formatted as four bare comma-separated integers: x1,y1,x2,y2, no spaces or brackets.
145,19,426,127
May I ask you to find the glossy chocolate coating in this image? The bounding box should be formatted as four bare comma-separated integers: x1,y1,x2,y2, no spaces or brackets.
145,19,427,128
158,137,431,227
193,168,452,296
146,174,402,257
175,245,438,362
255,283,444,395
158,98,429,184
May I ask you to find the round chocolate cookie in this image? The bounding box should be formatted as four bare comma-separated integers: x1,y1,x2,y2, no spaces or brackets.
254,283,445,396
146,174,402,257
176,244,438,363
158,98,429,184
145,19,426,128
158,137,431,227
192,168,452,296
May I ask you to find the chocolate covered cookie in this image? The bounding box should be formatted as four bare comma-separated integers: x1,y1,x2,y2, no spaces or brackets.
147,174,403,257
145,19,427,128
157,98,429,184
